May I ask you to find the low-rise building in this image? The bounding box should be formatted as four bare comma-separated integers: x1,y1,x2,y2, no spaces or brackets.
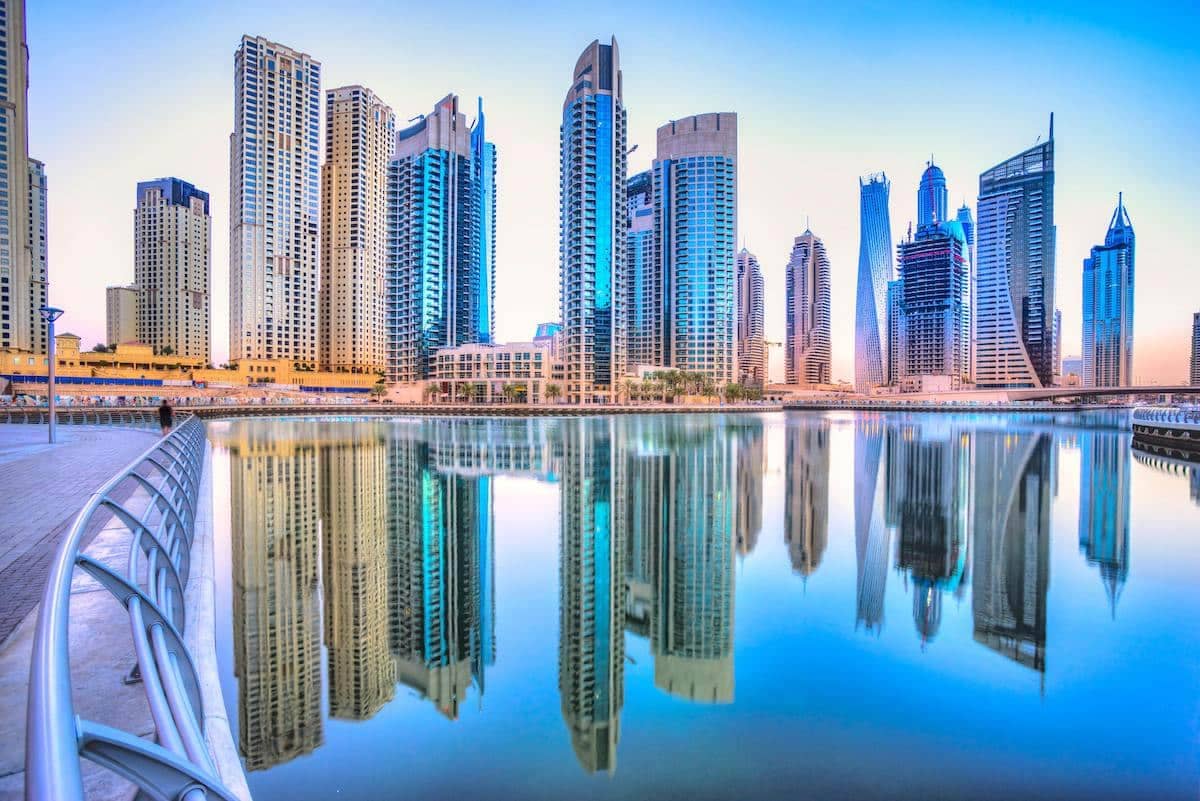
428,342,557,403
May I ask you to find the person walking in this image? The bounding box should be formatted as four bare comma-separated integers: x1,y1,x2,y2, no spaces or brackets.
158,398,174,436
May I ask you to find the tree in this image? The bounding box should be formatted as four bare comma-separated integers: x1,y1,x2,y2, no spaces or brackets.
545,383,562,404
502,383,520,404
92,343,109,353
369,382,387,398
160,345,175,356
621,378,636,405
423,383,440,403
724,383,743,403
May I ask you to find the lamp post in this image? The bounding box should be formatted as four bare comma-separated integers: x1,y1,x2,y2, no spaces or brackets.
39,306,64,444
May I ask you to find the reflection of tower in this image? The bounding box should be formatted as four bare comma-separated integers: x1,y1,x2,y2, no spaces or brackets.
887,422,970,642
972,432,1050,672
226,422,324,771
854,418,890,632
652,418,736,703
559,418,625,773
624,418,667,638
1078,430,1131,615
388,431,495,718
320,427,395,720
734,419,765,556
785,418,829,576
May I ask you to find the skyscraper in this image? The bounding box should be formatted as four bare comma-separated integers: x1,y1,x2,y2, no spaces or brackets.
917,162,948,231
0,0,40,353
321,86,395,373
230,36,322,365
895,215,970,389
27,157,46,355
134,178,211,360
785,229,831,385
1082,194,1135,388
105,284,138,346
1078,429,1130,616
886,279,905,385
386,94,496,383
626,170,659,369
560,38,627,404
1192,312,1200,386
975,118,1056,388
654,113,738,383
854,173,894,392
736,248,765,389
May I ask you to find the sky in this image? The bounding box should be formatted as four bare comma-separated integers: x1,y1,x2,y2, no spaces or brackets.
27,0,1200,384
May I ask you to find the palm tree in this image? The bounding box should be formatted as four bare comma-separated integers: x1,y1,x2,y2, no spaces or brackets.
545,383,562,404
621,378,636,405
369,382,386,398
502,383,520,404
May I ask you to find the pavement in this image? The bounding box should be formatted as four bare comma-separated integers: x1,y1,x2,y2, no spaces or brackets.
0,424,158,800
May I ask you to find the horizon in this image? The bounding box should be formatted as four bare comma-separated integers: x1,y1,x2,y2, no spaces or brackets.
29,0,1200,383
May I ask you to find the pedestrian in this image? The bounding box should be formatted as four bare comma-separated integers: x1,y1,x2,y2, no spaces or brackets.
158,398,174,436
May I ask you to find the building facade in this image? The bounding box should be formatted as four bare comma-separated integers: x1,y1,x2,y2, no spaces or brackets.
387,94,495,384
230,36,322,365
320,86,395,374
653,113,737,384
736,248,765,389
0,0,33,353
1192,313,1200,386
27,157,46,354
105,285,138,346
1082,194,1135,388
785,229,831,385
854,173,894,393
895,226,971,388
625,170,658,370
974,119,1056,388
134,178,211,360
559,38,627,403
428,341,556,404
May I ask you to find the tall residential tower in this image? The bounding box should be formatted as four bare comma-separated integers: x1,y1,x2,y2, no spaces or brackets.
321,86,395,373
975,118,1056,388
785,229,831,385
230,36,322,364
626,170,658,369
736,248,765,389
134,178,211,360
854,173,894,392
1082,194,1135,388
559,38,627,403
386,94,496,383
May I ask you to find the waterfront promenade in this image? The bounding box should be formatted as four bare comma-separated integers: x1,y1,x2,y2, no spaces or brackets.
0,425,157,799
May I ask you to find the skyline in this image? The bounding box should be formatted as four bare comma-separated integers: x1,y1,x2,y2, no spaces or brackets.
27,0,1200,383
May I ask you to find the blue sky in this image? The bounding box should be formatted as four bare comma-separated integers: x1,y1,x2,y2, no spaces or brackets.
28,0,1200,381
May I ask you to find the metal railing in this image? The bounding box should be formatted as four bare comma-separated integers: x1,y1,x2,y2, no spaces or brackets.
1,407,159,427
25,416,239,801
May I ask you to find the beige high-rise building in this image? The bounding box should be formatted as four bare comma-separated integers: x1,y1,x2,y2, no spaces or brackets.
134,178,211,360
105,285,138,346
785,229,832,386
0,0,38,353
27,157,46,354
319,86,394,373
230,36,321,365
736,248,764,388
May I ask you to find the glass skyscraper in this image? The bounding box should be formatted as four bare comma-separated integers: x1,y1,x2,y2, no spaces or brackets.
653,113,738,383
386,94,496,383
560,38,627,403
917,162,948,231
230,36,322,364
785,229,832,385
1082,194,1135,388
854,173,894,392
736,248,765,389
975,118,1056,388
626,170,658,369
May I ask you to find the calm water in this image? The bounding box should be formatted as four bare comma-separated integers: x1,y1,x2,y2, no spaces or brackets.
206,412,1200,801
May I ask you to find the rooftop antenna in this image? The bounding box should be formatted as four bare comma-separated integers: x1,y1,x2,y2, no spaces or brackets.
1049,112,1054,141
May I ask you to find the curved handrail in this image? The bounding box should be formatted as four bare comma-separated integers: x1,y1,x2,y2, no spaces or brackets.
25,416,239,801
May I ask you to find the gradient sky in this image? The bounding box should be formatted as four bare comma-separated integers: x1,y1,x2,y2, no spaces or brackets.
28,0,1200,383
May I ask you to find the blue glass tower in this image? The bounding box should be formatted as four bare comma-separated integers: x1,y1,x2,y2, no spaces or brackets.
560,38,627,403
386,94,497,383
626,170,658,369
1082,194,1135,387
854,173,894,392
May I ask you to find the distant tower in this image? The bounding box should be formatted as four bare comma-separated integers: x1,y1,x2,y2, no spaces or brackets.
917,162,948,231
1191,312,1200,386
736,248,765,389
854,173,894,393
974,118,1056,388
1082,194,1135,388
626,170,659,369
785,229,831,385
559,38,627,403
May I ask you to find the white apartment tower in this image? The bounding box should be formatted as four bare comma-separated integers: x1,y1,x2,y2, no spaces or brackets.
231,35,322,365
134,178,211,360
320,86,394,373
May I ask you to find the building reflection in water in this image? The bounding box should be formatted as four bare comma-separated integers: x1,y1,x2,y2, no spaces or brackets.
1079,430,1131,615
886,420,969,642
224,422,325,771
734,421,764,556
559,418,625,774
854,417,890,633
1132,444,1200,507
971,430,1051,673
784,418,829,577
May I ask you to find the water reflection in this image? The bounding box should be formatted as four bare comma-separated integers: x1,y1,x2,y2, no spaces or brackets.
1132,443,1200,507
210,411,1156,788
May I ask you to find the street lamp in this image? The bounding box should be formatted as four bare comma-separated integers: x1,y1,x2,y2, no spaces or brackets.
39,306,64,444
